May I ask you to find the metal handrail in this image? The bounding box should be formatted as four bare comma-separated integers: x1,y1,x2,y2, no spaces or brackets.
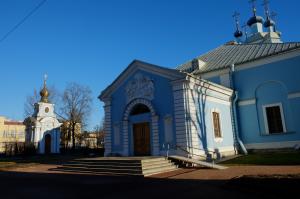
162,143,216,160
162,143,170,158
175,145,210,159
177,144,216,154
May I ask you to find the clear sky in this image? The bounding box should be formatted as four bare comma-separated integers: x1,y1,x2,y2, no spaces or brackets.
0,0,299,130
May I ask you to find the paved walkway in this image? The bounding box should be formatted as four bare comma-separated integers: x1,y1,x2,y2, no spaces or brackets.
0,163,299,199
2,162,300,180
151,166,300,179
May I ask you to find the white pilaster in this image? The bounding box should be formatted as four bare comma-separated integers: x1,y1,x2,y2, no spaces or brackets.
151,115,160,155
122,120,129,156
103,99,112,156
172,81,189,156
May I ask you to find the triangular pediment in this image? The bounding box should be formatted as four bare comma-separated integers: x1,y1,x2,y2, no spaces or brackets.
99,60,185,100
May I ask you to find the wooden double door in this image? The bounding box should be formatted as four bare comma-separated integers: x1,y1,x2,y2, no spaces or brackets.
133,122,151,156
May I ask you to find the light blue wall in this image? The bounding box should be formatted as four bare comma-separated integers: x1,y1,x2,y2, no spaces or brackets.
190,90,234,152
235,56,300,144
203,55,300,145
110,69,176,155
207,76,221,85
234,56,300,99
204,101,234,150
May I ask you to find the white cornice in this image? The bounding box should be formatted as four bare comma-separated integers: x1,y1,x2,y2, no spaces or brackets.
288,92,300,99
187,75,233,97
200,68,230,79
238,99,256,106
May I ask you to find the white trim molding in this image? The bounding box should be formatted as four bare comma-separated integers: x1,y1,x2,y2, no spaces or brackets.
262,103,287,134
206,95,231,106
208,146,235,154
288,92,300,99
245,140,300,149
238,98,256,106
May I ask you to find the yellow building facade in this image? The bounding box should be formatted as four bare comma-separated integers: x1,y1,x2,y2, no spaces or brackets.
0,116,26,153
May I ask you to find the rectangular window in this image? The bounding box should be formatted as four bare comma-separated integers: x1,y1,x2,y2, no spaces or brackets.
212,112,222,138
264,104,285,134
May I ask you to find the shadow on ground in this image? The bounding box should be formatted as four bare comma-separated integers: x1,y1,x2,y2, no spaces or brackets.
0,171,299,199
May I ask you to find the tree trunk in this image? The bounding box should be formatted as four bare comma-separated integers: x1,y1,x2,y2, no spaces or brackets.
66,122,72,151
72,122,76,150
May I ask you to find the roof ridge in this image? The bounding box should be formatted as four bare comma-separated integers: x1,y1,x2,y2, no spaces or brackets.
235,41,300,46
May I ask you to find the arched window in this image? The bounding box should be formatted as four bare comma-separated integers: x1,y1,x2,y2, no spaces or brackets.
130,104,150,116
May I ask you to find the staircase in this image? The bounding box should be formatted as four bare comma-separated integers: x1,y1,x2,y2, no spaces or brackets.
52,157,177,176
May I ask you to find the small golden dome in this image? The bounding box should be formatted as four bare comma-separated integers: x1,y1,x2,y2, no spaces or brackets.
40,74,50,103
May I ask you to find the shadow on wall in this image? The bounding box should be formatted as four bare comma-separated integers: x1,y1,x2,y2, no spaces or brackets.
189,82,210,157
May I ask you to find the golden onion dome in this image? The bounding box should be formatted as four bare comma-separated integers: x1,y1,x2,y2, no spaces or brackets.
40,74,50,103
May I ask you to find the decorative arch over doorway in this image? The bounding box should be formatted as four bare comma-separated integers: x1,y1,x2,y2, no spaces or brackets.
122,98,160,156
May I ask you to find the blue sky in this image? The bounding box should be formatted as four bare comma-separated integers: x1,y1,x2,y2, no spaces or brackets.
0,0,299,130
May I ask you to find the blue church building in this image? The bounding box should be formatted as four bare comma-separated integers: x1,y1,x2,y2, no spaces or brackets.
99,3,300,158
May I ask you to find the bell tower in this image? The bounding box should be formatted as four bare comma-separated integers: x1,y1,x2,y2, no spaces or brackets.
25,75,61,154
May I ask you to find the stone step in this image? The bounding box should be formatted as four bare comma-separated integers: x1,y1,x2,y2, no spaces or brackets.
72,160,142,164
65,161,142,167
63,162,173,170
142,162,174,170
66,158,171,168
63,164,142,170
55,166,143,174
143,165,178,176
140,157,167,163
51,167,143,176
142,159,172,167
54,157,178,176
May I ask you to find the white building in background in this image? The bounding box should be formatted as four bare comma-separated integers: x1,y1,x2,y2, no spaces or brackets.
24,76,61,154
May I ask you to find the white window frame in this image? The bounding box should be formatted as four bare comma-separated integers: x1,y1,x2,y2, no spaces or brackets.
211,108,223,143
262,103,287,134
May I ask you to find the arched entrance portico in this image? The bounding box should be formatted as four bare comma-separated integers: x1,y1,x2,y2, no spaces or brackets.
123,98,160,156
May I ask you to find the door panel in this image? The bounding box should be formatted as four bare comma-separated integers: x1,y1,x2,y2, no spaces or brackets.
133,123,150,156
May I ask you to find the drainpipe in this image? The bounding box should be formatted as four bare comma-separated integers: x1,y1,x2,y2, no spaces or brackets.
233,91,248,155
230,64,248,155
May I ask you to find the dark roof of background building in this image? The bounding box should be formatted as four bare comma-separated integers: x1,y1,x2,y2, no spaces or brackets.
4,121,24,126
177,42,300,74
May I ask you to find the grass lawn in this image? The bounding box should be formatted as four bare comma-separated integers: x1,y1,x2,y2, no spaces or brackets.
222,151,300,165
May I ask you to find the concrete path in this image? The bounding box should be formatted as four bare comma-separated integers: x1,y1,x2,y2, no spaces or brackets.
0,163,299,199
150,165,300,179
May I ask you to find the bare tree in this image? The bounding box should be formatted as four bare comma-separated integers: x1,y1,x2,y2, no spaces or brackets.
24,89,39,117
61,82,93,150
93,118,105,148
24,85,59,117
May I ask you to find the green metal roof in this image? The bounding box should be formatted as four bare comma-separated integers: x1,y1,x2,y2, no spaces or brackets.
177,42,300,74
